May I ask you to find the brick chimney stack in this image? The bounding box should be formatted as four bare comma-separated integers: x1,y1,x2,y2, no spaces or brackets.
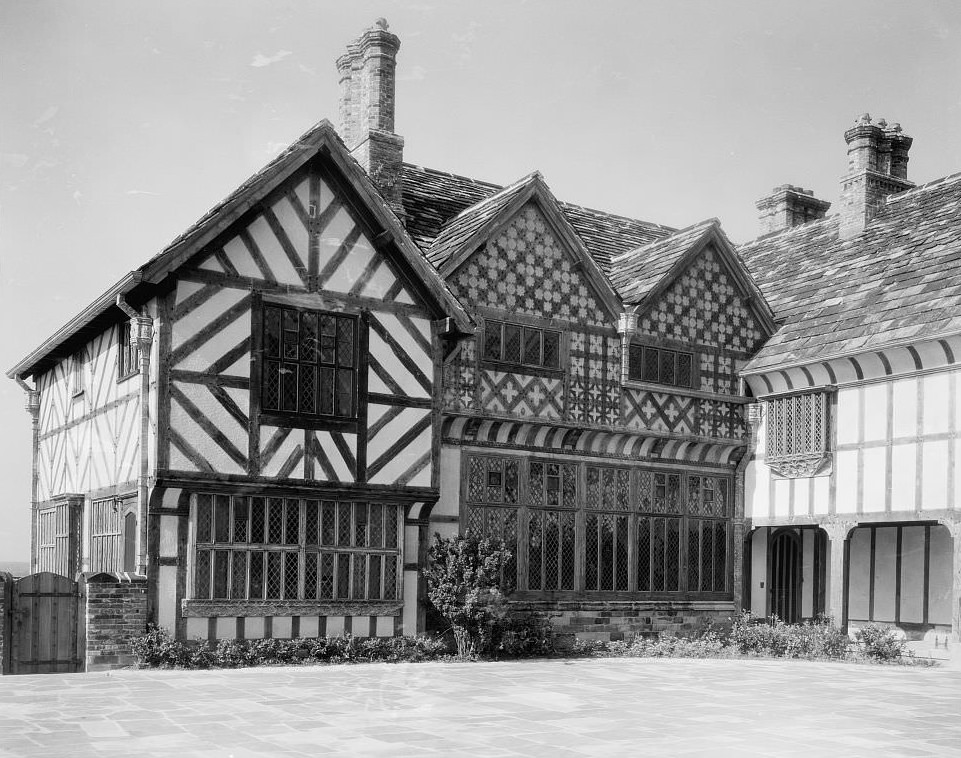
755,184,831,236
336,19,405,221
838,114,913,238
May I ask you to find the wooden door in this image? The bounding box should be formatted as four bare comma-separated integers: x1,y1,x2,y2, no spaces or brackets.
9,572,82,674
769,530,801,624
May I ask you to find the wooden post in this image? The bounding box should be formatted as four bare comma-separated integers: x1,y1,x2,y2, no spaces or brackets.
822,519,855,630
940,519,961,643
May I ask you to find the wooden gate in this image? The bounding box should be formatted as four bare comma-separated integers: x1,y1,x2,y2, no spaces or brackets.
5,572,82,674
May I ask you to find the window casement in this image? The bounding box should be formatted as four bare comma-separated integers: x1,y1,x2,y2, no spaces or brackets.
70,349,85,396
117,320,140,380
261,304,358,424
192,494,400,603
765,390,832,478
463,454,732,598
483,319,561,371
627,343,694,389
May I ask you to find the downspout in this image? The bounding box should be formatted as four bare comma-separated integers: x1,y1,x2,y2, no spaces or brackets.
15,376,41,573
116,296,154,575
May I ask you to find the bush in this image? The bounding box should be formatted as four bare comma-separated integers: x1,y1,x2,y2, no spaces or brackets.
856,624,906,661
424,534,513,658
486,611,556,659
132,624,198,668
134,628,450,670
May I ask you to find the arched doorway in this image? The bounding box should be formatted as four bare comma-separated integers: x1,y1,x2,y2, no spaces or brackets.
769,529,801,623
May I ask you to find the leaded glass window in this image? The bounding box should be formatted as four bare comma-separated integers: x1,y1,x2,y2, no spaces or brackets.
529,460,577,508
628,344,695,389
193,494,400,602
586,466,631,511
484,320,561,370
765,391,831,477
117,320,140,380
262,304,357,420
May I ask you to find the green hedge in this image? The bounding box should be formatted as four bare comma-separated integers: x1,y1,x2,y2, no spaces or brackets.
132,625,450,669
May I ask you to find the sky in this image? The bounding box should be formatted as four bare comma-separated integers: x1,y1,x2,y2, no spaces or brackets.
2,0,961,562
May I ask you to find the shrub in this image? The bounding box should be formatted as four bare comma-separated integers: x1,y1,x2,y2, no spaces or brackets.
856,624,906,661
132,624,197,668
424,534,513,658
486,611,556,659
134,628,450,669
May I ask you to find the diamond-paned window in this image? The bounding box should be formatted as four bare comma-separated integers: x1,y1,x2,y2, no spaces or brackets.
193,494,401,602
765,391,831,478
262,304,358,421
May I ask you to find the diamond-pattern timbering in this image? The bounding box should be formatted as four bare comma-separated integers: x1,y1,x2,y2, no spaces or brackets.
442,337,478,411
568,332,621,424
451,203,609,325
479,370,563,419
637,248,765,354
622,388,747,440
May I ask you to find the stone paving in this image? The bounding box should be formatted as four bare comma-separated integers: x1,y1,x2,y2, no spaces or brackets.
1,658,960,757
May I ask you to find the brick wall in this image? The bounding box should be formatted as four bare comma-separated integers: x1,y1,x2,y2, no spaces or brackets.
83,572,147,672
514,600,735,642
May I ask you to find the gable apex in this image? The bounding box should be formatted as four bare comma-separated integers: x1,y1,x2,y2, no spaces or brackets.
428,172,624,321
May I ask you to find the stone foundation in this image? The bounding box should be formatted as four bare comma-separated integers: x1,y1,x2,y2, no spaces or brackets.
513,600,735,642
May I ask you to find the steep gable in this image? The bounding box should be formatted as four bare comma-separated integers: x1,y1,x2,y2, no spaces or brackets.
433,175,623,326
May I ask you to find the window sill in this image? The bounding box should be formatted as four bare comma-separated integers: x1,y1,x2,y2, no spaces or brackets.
478,359,564,380
117,370,139,384
622,379,752,403
258,412,359,433
181,598,403,618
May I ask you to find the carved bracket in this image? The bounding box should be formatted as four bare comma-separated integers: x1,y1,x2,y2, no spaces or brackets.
768,452,831,479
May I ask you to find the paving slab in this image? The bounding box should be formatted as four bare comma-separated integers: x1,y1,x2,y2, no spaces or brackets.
0,658,959,756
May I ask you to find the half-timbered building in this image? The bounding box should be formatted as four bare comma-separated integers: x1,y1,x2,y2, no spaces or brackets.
8,23,961,649
740,115,961,646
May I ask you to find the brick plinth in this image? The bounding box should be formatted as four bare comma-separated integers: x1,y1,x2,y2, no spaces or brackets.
83,572,148,672
513,600,735,642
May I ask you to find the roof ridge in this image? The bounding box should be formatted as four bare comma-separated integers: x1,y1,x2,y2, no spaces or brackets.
441,170,541,225
885,170,961,204
610,217,717,263
558,199,676,232
401,162,504,191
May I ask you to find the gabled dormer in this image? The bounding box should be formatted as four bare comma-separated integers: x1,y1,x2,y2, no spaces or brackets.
613,219,775,397
429,172,625,424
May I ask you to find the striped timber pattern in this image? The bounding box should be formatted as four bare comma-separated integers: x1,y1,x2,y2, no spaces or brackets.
37,325,140,501
167,167,435,488
745,334,961,397
441,417,743,465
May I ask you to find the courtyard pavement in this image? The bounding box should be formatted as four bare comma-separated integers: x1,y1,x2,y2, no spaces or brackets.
1,658,960,757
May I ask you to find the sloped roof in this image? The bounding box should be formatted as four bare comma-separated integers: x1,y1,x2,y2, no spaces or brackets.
9,121,473,381
611,218,722,304
740,171,961,373
401,164,673,273
425,172,541,268
610,218,776,338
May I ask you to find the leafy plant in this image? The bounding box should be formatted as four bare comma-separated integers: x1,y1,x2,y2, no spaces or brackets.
424,534,513,658
856,623,906,661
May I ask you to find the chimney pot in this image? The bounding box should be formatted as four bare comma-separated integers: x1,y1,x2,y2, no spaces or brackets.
839,114,914,238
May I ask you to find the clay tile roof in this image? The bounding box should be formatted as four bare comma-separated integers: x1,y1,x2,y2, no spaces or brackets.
401,164,672,274
739,171,961,373
610,218,720,304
